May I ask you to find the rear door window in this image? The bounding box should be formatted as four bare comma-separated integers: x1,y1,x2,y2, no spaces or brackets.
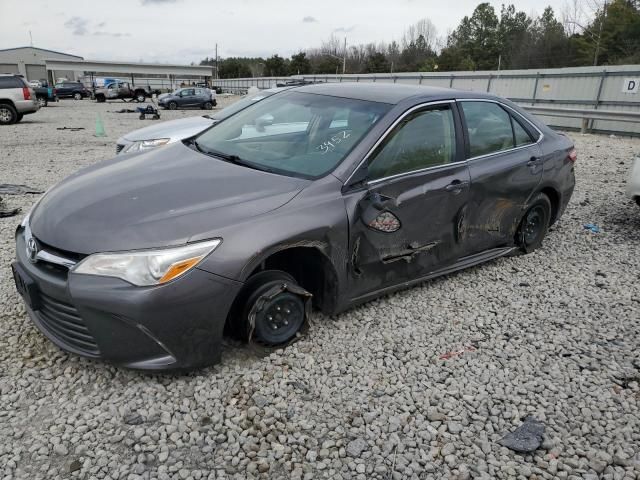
512,115,535,146
461,101,514,157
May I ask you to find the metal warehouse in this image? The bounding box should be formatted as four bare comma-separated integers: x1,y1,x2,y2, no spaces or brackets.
0,46,83,82
0,47,214,90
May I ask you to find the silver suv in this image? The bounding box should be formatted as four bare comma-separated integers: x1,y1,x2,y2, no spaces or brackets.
0,74,39,125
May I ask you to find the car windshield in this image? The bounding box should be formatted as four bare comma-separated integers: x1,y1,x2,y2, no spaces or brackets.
194,91,391,178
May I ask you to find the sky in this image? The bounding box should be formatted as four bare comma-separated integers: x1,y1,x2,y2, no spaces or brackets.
2,0,570,64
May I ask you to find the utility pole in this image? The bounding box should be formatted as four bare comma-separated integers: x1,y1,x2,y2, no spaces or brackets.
343,37,347,74
215,43,218,80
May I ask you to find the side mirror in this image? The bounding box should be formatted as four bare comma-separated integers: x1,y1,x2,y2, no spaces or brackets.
255,114,274,133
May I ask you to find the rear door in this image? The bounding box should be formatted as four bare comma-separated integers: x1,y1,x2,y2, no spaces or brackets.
344,102,471,299
459,100,543,253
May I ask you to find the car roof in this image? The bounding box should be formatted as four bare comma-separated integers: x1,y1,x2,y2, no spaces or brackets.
292,82,497,104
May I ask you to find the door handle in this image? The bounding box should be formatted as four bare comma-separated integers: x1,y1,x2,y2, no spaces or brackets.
527,156,540,166
445,180,469,193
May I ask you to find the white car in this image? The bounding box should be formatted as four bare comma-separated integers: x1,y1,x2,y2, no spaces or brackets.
116,87,292,155
627,156,640,206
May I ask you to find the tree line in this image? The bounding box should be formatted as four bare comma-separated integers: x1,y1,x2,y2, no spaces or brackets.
200,0,640,78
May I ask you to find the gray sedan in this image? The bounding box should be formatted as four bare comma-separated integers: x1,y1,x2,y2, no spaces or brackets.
158,87,215,110
12,83,575,370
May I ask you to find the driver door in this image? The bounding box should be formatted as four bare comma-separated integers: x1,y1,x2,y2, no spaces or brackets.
179,88,195,107
344,102,471,300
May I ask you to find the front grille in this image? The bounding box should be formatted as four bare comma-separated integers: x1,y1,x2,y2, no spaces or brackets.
116,143,125,154
37,293,100,356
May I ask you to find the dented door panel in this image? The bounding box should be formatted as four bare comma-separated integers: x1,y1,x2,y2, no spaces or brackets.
345,163,471,299
465,143,543,252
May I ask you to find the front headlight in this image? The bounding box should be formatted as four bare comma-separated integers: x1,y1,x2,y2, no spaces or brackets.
122,138,170,154
72,239,221,286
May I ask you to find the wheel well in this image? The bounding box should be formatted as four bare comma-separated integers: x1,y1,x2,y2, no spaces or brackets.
249,247,338,314
540,187,560,225
0,99,16,109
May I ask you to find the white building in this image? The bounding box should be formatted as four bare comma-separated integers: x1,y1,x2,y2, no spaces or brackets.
0,46,83,82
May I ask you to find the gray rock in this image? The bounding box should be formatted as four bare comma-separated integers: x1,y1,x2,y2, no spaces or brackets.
498,417,545,453
346,438,367,457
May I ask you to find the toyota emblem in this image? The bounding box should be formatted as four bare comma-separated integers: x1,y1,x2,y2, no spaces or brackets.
26,237,39,263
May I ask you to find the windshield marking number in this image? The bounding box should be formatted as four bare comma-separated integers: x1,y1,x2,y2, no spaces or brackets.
317,130,351,155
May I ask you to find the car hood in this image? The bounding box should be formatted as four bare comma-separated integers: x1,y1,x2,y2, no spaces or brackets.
120,115,215,143
30,143,308,255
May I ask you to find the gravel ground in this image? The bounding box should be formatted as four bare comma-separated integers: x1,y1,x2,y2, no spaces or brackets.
1,99,639,480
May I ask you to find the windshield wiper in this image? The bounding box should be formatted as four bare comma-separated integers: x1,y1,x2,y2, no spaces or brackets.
193,141,275,173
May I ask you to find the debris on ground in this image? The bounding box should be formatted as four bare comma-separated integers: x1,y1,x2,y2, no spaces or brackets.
0,197,20,218
583,223,601,233
56,127,85,131
0,184,43,195
439,346,476,360
498,416,546,453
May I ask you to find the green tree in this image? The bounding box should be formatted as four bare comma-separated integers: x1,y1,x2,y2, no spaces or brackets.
440,2,501,70
289,52,312,75
264,55,289,76
364,51,390,73
573,0,640,65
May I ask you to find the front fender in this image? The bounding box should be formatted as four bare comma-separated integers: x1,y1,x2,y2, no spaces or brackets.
195,176,349,297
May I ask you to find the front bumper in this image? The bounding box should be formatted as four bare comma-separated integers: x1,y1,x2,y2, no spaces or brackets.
14,228,242,370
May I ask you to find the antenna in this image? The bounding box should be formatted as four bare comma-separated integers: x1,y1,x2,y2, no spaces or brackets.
29,30,33,47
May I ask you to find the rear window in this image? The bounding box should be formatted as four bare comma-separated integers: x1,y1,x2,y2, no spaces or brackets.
0,76,25,88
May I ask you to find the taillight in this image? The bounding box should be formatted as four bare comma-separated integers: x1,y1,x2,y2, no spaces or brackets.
22,87,31,100
568,148,577,163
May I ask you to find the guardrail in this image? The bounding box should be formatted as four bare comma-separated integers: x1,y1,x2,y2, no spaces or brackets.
521,106,640,133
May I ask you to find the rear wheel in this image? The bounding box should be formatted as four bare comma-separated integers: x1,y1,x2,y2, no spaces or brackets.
203,101,213,110
168,101,177,110
136,93,146,103
37,96,48,107
516,192,551,253
73,92,82,100
95,95,105,103
237,271,306,345
0,104,17,125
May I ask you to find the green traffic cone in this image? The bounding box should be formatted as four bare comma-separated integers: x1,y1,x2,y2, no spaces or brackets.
95,114,106,137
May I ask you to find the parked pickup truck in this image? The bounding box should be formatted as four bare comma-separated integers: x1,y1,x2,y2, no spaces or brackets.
94,81,156,103
33,83,58,107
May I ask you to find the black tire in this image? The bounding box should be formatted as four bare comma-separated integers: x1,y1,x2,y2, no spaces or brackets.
516,192,551,253
139,114,145,120
203,101,213,110
168,101,177,110
152,114,160,120
37,96,48,107
213,99,217,107
0,103,17,125
15,113,23,123
136,93,146,103
635,197,640,207
235,270,305,345
73,92,82,100
96,95,105,103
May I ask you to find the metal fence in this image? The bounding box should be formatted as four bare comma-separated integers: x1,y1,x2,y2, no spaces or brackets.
213,65,640,136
